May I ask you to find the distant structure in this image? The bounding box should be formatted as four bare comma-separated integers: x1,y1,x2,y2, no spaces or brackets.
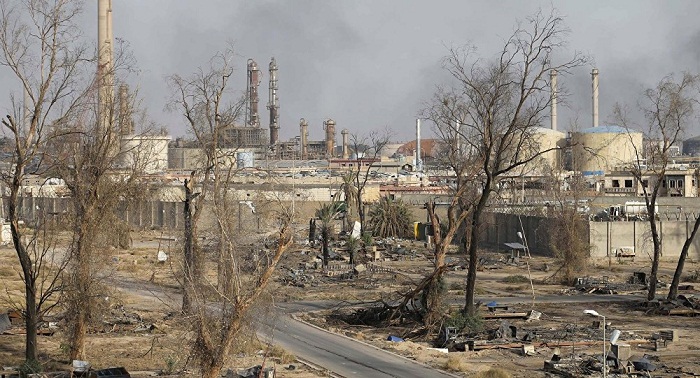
323,119,336,158
267,57,280,147
300,118,309,160
246,59,261,128
550,69,557,131
341,129,349,159
97,0,113,130
118,84,134,135
592,68,599,128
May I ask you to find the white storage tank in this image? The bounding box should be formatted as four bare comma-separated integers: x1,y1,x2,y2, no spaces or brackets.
571,125,643,175
532,127,566,170
120,135,171,174
236,151,255,169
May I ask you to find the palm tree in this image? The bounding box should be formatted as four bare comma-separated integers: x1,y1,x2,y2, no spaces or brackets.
316,202,343,266
368,196,414,238
339,172,358,232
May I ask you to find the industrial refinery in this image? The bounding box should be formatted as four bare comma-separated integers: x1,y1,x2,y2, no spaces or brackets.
6,1,700,377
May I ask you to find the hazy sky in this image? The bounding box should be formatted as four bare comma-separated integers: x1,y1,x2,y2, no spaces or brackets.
3,1,700,142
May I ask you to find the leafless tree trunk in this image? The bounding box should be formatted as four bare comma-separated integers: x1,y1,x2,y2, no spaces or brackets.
168,48,244,314
0,0,87,363
349,131,391,234
615,73,699,301
170,48,293,378
668,216,700,299
430,10,585,315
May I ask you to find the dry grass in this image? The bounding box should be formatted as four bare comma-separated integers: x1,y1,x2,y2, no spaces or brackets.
474,368,512,378
444,355,468,372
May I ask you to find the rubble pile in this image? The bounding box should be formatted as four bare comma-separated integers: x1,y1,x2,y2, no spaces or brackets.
644,295,700,316
573,276,646,295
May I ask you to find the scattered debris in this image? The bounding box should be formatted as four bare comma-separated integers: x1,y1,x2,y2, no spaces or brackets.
387,335,404,342
644,295,700,316
229,365,275,378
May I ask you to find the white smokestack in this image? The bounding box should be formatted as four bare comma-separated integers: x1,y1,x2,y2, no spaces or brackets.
341,129,349,159
98,0,114,128
22,86,30,133
550,69,557,131
592,68,599,128
415,119,422,172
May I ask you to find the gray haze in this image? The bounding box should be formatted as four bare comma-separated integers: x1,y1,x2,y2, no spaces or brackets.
3,0,700,142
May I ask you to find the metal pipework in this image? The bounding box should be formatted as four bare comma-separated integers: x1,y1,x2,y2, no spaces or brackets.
341,129,349,159
592,68,599,128
246,59,261,127
268,57,279,145
300,118,309,160
323,119,336,159
550,69,558,131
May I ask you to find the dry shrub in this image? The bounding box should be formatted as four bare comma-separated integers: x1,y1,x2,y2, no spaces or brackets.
269,345,296,364
444,355,467,372
475,367,512,378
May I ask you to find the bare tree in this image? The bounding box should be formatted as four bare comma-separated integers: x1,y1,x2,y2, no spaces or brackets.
432,10,585,315
615,73,700,301
170,48,295,378
0,0,88,364
348,130,391,234
167,47,245,314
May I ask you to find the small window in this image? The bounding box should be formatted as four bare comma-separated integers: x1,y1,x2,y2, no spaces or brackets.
612,180,620,188
669,180,676,188
662,180,667,188
625,180,633,188
678,179,684,188
642,180,649,188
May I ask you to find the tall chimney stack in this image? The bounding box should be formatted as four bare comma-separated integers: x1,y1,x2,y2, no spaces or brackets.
323,119,336,159
300,118,308,160
267,57,279,145
98,0,114,129
246,59,261,127
341,129,349,159
22,86,30,133
415,119,422,172
118,84,133,135
550,69,557,131
592,68,599,128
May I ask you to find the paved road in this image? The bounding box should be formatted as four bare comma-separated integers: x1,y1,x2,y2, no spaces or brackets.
114,275,644,377
260,294,643,377
261,311,456,378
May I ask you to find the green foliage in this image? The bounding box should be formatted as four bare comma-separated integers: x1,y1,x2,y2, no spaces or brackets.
367,196,414,238
347,235,360,264
444,310,483,333
361,232,373,247
19,359,42,378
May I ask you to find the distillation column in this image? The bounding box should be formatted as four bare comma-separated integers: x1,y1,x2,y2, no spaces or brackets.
268,57,279,146
300,118,309,160
246,59,261,128
323,119,336,159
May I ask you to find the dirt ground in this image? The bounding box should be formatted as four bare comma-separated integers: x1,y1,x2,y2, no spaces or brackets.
1,229,700,377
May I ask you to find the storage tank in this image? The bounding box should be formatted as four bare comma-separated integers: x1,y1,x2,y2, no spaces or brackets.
532,127,566,170
120,135,170,174
682,135,700,156
236,151,255,169
571,125,643,175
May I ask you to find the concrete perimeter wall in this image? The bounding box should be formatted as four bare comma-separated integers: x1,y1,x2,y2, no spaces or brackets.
589,220,700,262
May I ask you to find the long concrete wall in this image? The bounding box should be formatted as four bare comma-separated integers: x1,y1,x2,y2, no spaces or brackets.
589,219,700,261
